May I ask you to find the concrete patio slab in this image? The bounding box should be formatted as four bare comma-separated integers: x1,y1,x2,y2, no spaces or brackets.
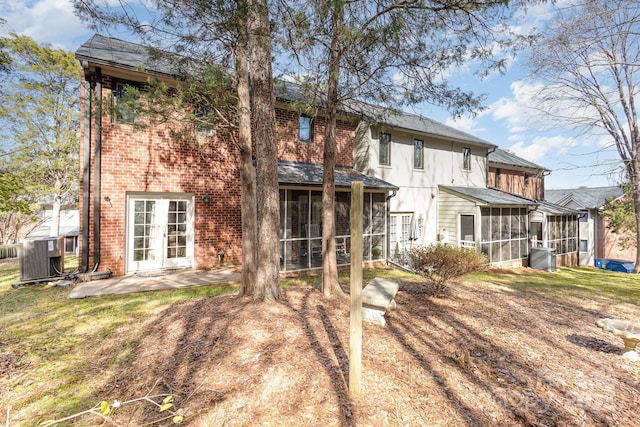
68,268,241,299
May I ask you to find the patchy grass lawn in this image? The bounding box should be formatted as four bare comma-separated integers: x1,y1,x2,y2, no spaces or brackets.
1,262,640,426
1,257,237,425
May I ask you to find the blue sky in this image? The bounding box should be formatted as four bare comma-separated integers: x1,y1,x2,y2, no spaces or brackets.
1,0,625,190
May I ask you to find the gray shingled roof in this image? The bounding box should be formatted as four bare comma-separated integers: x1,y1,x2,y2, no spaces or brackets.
440,186,537,206
488,148,549,172
77,35,497,148
278,161,398,191
534,200,580,215
75,34,180,78
346,102,495,148
545,186,623,209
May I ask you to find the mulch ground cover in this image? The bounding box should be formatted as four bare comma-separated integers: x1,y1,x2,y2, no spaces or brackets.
87,269,640,426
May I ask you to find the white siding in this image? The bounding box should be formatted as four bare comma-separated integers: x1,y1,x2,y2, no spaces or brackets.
354,122,489,246
437,190,478,246
579,210,595,266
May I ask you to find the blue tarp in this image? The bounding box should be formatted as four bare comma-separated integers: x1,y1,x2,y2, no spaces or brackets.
595,259,635,273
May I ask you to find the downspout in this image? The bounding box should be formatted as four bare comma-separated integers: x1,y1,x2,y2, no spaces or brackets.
486,146,497,188
81,62,91,273
92,67,102,271
595,208,601,261
386,189,397,267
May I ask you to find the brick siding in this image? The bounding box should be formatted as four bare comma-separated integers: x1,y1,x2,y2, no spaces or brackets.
79,71,356,275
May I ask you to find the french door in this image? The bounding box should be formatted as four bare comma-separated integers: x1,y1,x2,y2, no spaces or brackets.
126,194,194,273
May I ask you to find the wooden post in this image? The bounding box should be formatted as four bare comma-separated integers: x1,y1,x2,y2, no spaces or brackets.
349,181,363,395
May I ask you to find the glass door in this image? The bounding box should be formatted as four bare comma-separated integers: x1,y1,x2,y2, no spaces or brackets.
127,194,194,273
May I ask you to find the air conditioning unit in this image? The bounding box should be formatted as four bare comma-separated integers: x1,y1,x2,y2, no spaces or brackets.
529,247,557,272
19,237,65,283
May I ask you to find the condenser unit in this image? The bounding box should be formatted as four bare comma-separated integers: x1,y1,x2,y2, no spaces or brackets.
18,237,65,283
529,247,557,272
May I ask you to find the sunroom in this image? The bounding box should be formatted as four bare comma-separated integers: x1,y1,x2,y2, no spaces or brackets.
438,186,537,267
529,200,580,267
278,161,397,272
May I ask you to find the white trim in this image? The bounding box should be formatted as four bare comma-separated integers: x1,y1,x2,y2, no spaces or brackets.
125,192,194,273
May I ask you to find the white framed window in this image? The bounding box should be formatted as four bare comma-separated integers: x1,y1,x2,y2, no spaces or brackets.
459,214,475,248
194,101,215,134
299,115,313,142
579,239,588,252
414,139,424,169
112,80,140,124
379,132,391,166
463,147,471,171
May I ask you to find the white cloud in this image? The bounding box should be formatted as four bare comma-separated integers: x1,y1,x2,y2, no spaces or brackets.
507,135,577,164
1,0,91,50
445,113,487,135
490,80,547,132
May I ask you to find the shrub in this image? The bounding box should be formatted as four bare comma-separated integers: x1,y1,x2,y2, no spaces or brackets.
407,244,487,296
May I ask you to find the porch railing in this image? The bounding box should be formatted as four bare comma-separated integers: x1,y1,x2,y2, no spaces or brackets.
459,240,476,249
0,244,18,260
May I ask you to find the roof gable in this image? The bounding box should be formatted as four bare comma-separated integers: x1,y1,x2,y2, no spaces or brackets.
545,186,623,209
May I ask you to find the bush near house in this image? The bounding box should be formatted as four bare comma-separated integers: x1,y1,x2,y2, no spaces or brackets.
408,244,487,296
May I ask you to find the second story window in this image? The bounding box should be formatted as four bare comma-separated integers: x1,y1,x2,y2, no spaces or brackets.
463,147,471,171
379,132,391,166
299,115,313,142
112,81,140,125
194,101,215,134
414,139,424,169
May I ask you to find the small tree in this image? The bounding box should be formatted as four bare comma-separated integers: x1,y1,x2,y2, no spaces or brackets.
603,184,636,250
407,244,487,296
0,34,80,238
276,0,532,297
0,171,38,245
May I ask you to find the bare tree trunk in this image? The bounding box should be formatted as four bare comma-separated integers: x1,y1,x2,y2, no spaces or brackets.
49,188,61,237
632,188,640,274
321,0,346,298
248,0,280,301
236,7,258,296
631,146,640,273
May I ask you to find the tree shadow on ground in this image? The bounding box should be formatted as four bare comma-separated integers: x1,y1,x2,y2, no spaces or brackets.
566,334,621,354
383,278,634,426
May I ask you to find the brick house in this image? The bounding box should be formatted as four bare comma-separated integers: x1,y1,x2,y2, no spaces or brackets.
488,148,579,267
75,34,396,276
546,186,632,266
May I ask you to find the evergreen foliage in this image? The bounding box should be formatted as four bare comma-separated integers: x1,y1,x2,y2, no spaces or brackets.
0,34,80,242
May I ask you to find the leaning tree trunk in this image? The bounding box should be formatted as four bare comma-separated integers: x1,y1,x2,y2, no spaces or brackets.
235,19,258,296
631,153,640,274
321,0,346,298
248,0,280,301
49,181,62,237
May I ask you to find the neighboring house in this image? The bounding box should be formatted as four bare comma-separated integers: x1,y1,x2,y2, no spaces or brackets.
354,113,546,268
546,186,629,266
75,34,396,276
489,148,579,267
488,148,548,200
25,209,79,254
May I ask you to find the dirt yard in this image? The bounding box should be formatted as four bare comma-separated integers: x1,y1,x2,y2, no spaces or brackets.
97,271,639,426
